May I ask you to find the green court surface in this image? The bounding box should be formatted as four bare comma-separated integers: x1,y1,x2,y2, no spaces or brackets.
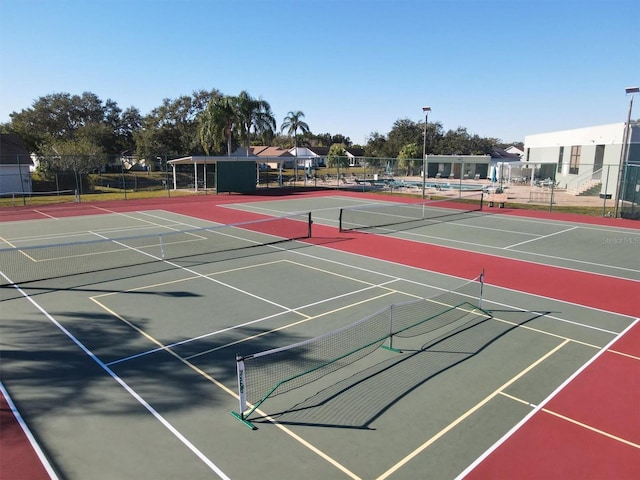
1,196,637,480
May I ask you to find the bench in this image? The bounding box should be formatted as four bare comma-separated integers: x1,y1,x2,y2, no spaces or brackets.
486,194,508,208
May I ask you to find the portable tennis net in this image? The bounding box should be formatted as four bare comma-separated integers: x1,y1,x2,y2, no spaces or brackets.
339,192,484,232
232,273,489,429
0,212,312,285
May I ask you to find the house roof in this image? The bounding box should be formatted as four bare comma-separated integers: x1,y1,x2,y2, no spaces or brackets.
167,156,259,165
0,134,34,166
345,147,365,157
252,146,293,157
490,148,521,161
307,146,330,156
231,146,294,157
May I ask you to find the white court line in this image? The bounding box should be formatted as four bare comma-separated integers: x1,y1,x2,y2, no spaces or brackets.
504,226,578,249
455,317,640,480
102,258,406,365
299,241,635,330
31,209,58,220
105,288,397,364
91,232,296,311
377,339,571,480
0,271,231,480
0,380,59,480
219,198,638,277
105,233,622,368
396,227,640,277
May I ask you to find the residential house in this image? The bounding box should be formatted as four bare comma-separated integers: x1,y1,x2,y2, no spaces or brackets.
345,147,365,167
231,146,295,169
288,146,329,169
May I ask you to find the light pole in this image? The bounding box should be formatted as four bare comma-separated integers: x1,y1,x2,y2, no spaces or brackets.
422,106,431,199
613,86,639,218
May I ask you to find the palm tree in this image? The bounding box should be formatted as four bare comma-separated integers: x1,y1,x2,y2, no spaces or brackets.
281,111,310,180
281,110,310,151
235,90,276,155
199,96,237,155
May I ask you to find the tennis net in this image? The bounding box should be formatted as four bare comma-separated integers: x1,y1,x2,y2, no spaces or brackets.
232,273,488,429
0,189,77,207
338,192,484,232
0,212,312,285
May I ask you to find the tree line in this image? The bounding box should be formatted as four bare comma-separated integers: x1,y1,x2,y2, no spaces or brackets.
1,89,518,173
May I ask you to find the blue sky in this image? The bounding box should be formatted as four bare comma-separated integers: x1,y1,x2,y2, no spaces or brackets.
1,0,638,144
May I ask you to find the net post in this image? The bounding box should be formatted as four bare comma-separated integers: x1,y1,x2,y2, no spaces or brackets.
338,208,344,232
479,269,485,309
158,234,165,260
307,212,312,238
230,355,256,430
381,304,402,353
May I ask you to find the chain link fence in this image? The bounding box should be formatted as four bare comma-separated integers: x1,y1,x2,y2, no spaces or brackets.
1,154,638,218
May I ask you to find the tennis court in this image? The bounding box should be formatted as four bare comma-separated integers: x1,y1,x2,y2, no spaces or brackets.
1,191,638,479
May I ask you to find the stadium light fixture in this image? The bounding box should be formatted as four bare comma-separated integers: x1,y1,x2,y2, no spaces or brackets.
422,106,432,199
613,87,639,218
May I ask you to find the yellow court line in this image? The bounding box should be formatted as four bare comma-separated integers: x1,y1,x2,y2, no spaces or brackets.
0,235,39,262
498,391,640,449
186,290,397,360
491,315,602,350
541,408,640,449
91,297,362,480
0,235,16,248
375,339,570,480
499,391,535,407
608,348,640,361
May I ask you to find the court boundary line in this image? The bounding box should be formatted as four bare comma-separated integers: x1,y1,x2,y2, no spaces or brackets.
503,226,578,249
0,379,59,480
498,391,639,449
221,197,640,234
90,253,619,480
223,199,640,277
304,240,633,332
397,227,639,277
376,339,571,480
1,272,232,480
4,206,634,480
100,264,402,365
454,317,640,479
86,273,367,479
96,230,625,366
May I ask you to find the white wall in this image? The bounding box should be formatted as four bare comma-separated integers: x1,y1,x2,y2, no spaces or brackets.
0,165,32,194
525,123,626,148
523,123,634,195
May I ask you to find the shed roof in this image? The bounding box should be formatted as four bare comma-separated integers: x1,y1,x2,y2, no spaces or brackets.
168,156,259,165
0,134,34,166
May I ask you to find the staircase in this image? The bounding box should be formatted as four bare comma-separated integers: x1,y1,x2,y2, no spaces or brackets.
574,180,602,196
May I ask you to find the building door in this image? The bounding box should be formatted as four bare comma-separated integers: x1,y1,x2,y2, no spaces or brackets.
593,145,604,180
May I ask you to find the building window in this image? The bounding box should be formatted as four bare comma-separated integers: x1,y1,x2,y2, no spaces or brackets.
557,146,564,173
569,145,581,174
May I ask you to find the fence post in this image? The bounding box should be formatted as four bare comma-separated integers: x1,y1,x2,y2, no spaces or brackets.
602,165,610,217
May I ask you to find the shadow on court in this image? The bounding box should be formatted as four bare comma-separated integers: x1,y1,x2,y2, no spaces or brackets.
256,309,549,429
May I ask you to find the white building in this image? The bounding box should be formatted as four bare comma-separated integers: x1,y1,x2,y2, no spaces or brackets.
523,122,639,198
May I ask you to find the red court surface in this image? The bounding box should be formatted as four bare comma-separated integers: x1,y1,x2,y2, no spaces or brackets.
463,320,640,480
0,390,51,480
1,192,638,479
